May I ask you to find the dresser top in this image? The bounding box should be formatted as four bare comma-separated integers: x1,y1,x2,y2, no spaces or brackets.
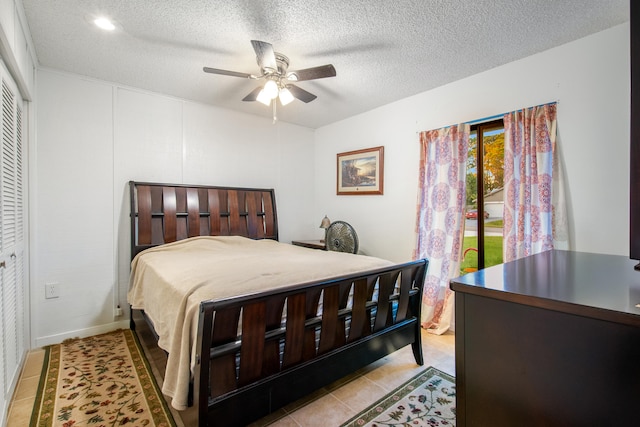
450,250,640,326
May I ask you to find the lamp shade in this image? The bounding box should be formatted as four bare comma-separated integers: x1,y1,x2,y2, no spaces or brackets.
279,87,294,106
319,215,331,229
256,89,271,106
263,79,279,99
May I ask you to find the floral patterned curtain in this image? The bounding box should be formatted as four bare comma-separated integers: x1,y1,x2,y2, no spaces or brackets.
503,102,568,262
414,123,470,334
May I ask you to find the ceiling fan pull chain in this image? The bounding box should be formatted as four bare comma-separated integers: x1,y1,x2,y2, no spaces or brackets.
273,99,277,124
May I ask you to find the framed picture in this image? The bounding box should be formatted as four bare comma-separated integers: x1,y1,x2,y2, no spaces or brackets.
337,146,384,195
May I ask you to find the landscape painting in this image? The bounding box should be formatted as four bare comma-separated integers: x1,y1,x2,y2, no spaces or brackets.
337,146,384,195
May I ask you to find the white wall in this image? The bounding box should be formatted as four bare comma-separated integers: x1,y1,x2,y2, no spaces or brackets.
315,23,630,263
33,70,315,346
32,22,631,345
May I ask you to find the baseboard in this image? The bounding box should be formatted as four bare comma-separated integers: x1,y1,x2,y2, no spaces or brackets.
34,319,130,347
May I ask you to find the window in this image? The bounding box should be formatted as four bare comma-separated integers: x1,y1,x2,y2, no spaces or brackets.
462,119,504,272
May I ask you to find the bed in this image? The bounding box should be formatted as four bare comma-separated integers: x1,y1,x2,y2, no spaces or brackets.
127,181,428,427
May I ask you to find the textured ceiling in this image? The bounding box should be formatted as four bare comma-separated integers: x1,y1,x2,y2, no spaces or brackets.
22,0,628,129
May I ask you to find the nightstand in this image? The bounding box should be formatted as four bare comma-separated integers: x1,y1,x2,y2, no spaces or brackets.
291,240,327,250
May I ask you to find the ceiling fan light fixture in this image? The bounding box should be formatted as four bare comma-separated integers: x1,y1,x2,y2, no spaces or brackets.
279,87,294,106
263,79,279,99
203,40,336,111
256,89,272,106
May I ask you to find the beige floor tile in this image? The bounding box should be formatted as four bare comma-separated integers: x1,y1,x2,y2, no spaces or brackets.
11,375,40,400
287,393,352,427
22,349,45,378
281,387,329,413
7,397,36,427
329,375,387,413
439,357,456,375
324,370,361,392
362,354,426,391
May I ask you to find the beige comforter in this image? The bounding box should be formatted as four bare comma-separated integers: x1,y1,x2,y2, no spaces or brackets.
127,236,393,410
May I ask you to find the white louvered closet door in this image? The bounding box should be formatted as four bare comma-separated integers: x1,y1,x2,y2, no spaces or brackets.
0,65,25,421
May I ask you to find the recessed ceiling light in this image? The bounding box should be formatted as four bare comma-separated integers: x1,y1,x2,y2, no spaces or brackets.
94,17,115,31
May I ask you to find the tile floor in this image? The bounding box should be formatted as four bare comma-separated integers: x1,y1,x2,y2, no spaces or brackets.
6,348,46,426
6,329,455,426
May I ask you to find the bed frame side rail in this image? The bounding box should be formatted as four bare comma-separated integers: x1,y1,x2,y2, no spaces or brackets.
193,259,427,427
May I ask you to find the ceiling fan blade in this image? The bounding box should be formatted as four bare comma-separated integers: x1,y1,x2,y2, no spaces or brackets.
287,84,317,103
251,40,277,73
242,86,263,102
287,64,336,82
203,67,254,79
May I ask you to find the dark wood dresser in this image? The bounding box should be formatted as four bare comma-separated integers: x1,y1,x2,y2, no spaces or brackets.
450,250,640,426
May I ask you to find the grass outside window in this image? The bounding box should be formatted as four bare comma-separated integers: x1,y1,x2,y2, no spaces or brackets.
460,236,503,274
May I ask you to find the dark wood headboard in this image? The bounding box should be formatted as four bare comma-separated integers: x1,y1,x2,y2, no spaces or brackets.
129,181,278,258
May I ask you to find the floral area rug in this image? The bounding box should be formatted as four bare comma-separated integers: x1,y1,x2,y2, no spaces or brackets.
341,366,456,426
31,329,176,427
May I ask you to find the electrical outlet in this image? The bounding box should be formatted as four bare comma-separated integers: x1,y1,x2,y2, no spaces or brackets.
45,282,59,299
114,306,123,317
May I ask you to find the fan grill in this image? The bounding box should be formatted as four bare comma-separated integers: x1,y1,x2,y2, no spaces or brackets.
326,221,359,254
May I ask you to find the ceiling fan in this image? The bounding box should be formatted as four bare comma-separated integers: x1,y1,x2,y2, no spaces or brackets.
203,40,336,113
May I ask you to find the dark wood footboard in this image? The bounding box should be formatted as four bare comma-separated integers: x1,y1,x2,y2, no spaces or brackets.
193,259,427,427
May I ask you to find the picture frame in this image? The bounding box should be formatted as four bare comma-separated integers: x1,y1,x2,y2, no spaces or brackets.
336,146,384,195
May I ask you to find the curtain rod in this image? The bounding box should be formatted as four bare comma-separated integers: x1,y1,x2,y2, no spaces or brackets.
416,114,501,135
416,100,558,135
466,113,503,125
